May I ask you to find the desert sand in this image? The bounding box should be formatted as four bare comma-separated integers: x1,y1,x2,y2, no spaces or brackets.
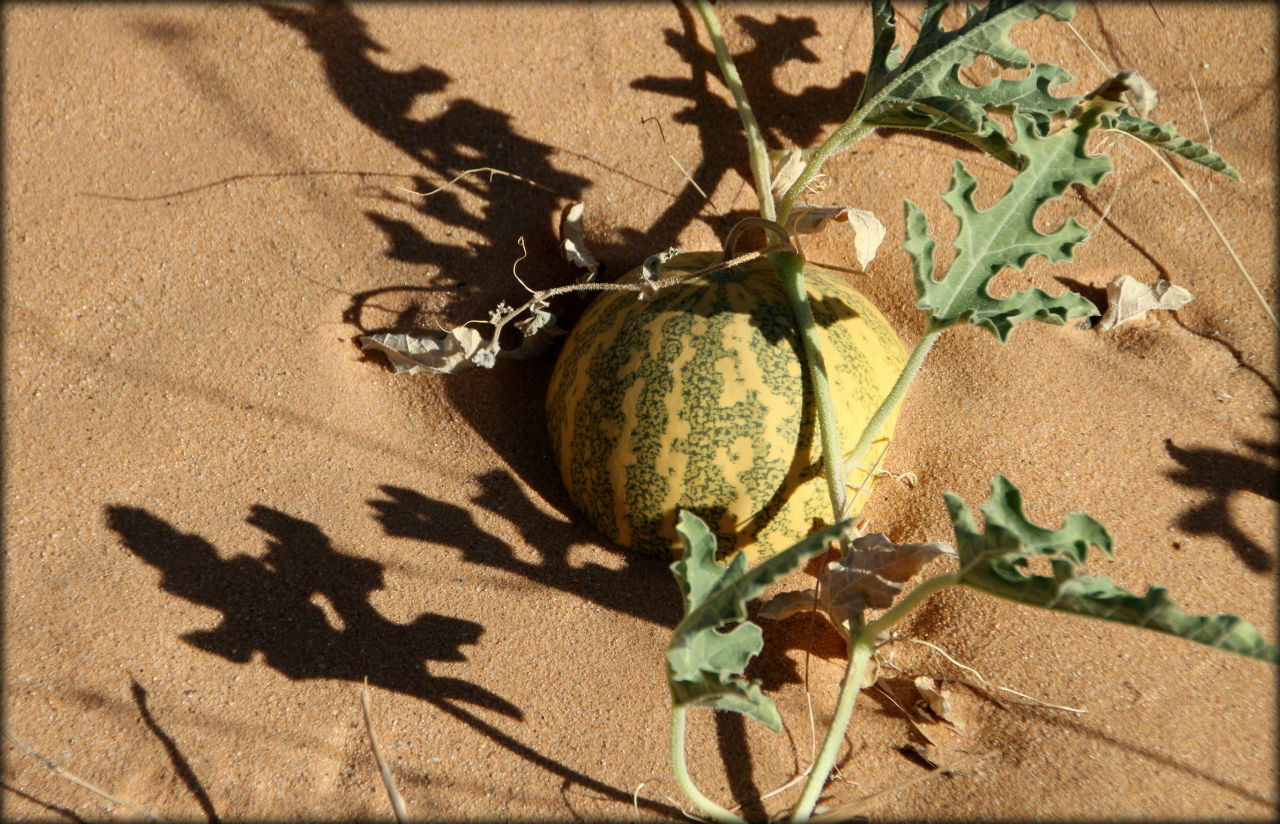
3,3,1275,821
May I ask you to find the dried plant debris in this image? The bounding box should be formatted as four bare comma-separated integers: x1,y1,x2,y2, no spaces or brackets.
1096,274,1193,330
359,295,565,375
558,201,600,282
786,205,886,270
912,676,964,728
759,532,950,642
770,149,887,269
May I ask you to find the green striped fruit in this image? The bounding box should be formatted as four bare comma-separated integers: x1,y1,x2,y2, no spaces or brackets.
546,251,906,561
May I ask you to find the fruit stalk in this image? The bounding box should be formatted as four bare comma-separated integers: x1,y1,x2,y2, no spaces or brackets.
690,0,775,222
771,251,849,524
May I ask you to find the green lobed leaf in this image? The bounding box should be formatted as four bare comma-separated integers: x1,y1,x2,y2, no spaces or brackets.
1102,110,1240,180
856,0,1079,164
949,476,1278,664
907,75,1140,341
666,511,850,729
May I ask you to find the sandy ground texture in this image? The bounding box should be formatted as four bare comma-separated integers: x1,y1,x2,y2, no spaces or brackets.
4,3,1276,821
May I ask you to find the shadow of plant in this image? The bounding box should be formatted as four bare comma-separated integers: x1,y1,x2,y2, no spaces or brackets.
105,504,520,716
260,1,592,324
1164,420,1278,573
369,468,684,628
625,5,867,253
105,502,686,817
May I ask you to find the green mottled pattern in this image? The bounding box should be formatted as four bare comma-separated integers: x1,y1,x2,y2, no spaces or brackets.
546,252,906,560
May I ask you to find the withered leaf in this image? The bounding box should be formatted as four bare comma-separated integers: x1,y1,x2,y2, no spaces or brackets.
759,533,949,642
1096,274,1193,330
785,205,886,270
558,201,600,282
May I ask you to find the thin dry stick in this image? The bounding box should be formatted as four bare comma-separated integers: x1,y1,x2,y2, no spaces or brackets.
1065,17,1274,329
808,749,998,822
3,727,164,821
396,166,562,200
360,681,409,823
82,168,428,202
1143,2,1216,159
1123,134,1276,328
903,638,1086,714
640,116,717,212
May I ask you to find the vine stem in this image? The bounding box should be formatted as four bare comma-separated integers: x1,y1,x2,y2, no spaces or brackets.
690,0,775,221
772,251,848,523
842,326,941,502
777,123,872,227
670,706,747,824
788,572,960,823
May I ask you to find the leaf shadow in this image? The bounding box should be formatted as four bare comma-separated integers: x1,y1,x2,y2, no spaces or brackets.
623,5,868,254
105,503,520,716
369,468,684,629
105,503,686,818
1163,419,1279,573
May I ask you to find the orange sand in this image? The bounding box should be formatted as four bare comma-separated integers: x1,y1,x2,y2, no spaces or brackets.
4,3,1275,820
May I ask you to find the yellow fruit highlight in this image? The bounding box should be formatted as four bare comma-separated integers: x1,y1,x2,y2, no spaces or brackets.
546,251,906,561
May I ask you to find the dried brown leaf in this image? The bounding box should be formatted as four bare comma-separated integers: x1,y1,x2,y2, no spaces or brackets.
558,201,600,282
359,327,486,375
759,533,949,642
784,205,886,269
1096,274,1193,330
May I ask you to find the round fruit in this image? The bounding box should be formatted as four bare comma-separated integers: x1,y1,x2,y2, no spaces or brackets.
545,251,906,561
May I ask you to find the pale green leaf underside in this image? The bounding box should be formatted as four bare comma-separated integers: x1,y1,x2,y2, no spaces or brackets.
856,0,1078,163
666,512,849,729
1103,111,1241,180
948,476,1277,663
855,0,1234,185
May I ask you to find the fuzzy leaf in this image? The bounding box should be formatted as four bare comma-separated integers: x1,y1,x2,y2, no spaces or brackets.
1102,110,1240,180
949,476,1278,663
856,0,1079,165
759,532,949,643
906,74,1144,341
666,512,849,729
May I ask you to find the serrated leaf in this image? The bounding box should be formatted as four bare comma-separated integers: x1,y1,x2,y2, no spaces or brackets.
759,533,949,643
856,0,1079,164
949,476,1278,663
1102,110,1240,180
666,511,849,729
907,74,1142,341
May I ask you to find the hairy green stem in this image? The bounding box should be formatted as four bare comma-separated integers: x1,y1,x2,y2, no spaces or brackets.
842,326,941,508
771,251,847,523
690,0,775,221
670,706,746,824
789,572,960,822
